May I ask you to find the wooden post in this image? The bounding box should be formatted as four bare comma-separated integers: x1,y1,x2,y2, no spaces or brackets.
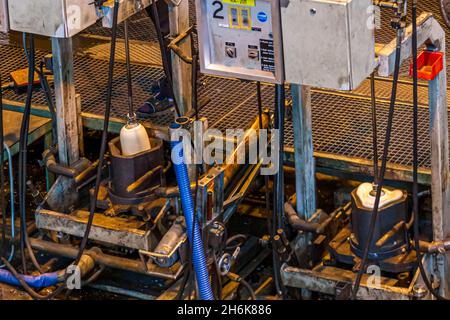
168,0,192,115
51,37,80,166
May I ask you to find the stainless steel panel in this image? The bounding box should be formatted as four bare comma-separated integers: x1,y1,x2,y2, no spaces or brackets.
281,0,375,90
0,0,8,32
8,0,98,38
196,0,284,83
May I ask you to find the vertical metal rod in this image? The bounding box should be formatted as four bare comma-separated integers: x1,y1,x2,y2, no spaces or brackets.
428,73,450,297
291,84,316,219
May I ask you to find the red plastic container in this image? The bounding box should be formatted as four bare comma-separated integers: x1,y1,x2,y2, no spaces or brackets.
409,51,444,81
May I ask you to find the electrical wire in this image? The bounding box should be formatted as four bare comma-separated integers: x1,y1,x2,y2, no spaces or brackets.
0,143,15,268
370,72,379,185
351,27,404,300
272,84,287,298
18,33,38,274
37,61,57,144
1,0,122,299
238,277,257,300
124,19,135,119
256,82,272,236
151,0,181,117
0,72,6,261
411,0,448,301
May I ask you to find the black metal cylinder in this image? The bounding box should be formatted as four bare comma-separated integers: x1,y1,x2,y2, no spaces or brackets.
108,136,164,199
350,187,409,260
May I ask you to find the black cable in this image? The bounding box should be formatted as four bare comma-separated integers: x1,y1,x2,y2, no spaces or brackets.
272,84,287,298
37,61,57,144
17,36,47,275
124,19,134,118
151,0,181,117
411,0,448,301
351,27,403,299
0,72,6,260
176,264,191,300
370,72,379,185
225,234,247,251
1,0,122,300
75,0,119,268
256,82,272,236
18,33,36,274
237,277,257,300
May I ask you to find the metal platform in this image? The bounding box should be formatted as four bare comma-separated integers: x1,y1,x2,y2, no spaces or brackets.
1,109,52,156
0,0,448,185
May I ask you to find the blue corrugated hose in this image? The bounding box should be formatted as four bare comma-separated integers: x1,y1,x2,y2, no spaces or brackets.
171,124,214,300
0,269,59,288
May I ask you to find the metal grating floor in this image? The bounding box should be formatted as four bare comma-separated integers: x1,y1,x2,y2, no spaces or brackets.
0,0,449,176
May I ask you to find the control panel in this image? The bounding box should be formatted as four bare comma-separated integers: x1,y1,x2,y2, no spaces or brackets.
196,0,283,83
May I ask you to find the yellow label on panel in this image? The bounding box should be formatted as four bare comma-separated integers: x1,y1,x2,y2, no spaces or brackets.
223,0,255,7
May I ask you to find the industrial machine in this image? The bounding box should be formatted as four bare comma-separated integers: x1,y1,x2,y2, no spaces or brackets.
0,0,449,302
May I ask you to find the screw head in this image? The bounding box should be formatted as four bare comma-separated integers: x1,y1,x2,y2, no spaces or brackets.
413,284,428,299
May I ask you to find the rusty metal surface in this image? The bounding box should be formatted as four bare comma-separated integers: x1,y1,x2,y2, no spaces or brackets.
36,209,155,251
2,109,51,147
1,0,449,175
280,263,415,300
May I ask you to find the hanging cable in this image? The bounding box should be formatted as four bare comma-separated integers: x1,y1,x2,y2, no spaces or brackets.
272,84,287,298
0,72,6,261
151,0,181,117
124,19,135,122
17,34,45,275
37,61,58,144
351,27,404,299
411,0,448,301
370,72,379,187
0,143,15,268
1,0,121,299
18,33,37,274
256,82,272,236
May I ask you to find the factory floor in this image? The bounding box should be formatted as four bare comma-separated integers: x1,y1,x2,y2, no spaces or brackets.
0,2,449,181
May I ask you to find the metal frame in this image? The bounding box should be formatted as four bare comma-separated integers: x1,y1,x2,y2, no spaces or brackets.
284,12,450,299
195,0,284,84
0,0,8,33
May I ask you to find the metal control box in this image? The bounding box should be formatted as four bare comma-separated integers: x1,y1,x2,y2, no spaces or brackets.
196,0,284,83
0,0,8,33
8,0,98,38
281,0,375,90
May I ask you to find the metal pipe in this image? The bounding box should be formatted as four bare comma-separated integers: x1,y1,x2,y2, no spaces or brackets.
28,238,182,280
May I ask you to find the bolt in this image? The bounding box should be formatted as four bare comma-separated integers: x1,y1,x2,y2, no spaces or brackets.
413,284,428,299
